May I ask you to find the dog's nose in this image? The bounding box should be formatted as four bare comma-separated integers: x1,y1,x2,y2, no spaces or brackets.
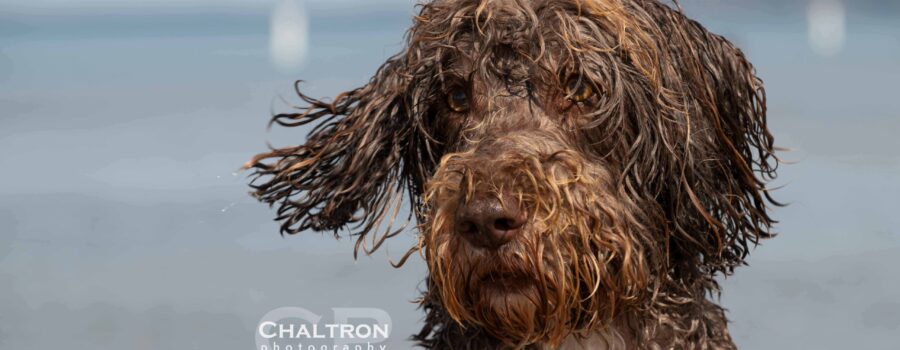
454,193,527,249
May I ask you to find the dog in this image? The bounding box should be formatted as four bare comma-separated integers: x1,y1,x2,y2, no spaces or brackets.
245,0,779,348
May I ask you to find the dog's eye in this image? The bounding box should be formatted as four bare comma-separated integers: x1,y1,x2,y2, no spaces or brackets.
564,75,594,103
446,86,470,113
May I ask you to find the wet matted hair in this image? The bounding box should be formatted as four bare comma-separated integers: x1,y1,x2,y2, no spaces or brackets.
245,0,779,348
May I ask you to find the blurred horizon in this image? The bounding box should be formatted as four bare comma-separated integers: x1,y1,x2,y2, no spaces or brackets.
2,0,900,349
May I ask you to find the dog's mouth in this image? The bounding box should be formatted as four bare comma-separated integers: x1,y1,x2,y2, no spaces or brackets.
468,261,544,297
478,270,534,291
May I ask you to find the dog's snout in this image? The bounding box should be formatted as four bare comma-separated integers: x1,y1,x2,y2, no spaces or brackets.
454,193,526,249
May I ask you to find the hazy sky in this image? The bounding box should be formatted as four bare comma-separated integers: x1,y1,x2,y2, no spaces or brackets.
1,1,899,349
0,0,416,15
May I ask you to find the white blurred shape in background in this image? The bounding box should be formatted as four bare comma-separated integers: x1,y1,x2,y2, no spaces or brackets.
270,0,309,73
807,0,846,56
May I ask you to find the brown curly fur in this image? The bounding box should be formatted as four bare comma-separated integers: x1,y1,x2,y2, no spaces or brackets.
245,0,779,348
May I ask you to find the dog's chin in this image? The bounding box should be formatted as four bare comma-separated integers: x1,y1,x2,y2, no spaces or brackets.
466,272,550,342
482,286,540,321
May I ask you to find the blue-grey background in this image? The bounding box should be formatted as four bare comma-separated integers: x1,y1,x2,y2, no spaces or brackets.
1,0,898,348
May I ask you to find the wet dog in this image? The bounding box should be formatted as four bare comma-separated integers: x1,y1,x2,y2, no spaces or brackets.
246,0,779,348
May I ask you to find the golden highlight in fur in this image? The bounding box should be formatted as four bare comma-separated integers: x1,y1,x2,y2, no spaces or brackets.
245,0,779,348
422,135,654,347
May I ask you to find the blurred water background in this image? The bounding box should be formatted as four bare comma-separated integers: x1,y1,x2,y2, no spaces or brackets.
1,0,899,348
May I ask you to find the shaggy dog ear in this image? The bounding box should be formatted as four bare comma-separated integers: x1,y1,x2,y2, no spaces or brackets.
245,58,415,256
657,3,780,273
611,2,781,274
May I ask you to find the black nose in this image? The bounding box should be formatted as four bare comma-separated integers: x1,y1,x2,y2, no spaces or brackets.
454,192,527,249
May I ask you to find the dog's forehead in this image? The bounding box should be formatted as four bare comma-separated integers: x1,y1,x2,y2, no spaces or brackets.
416,0,619,79
443,47,537,87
